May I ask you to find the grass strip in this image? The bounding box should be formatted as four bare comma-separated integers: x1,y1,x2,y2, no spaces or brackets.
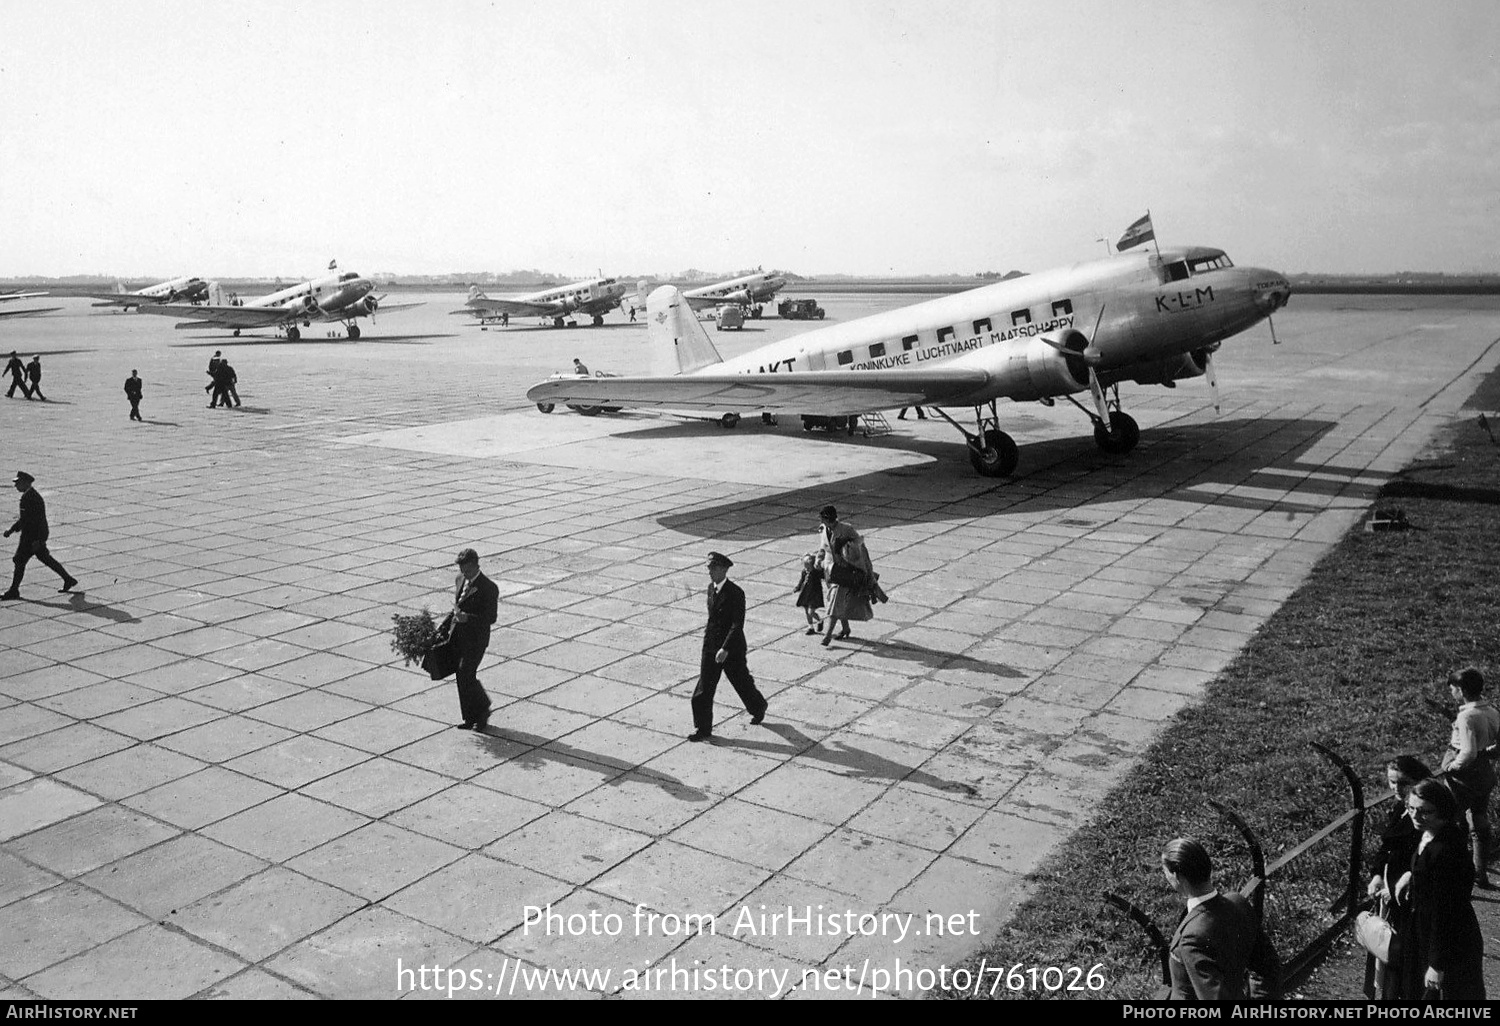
939,368,1500,1000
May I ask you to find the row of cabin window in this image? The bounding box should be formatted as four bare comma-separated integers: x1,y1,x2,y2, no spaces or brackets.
833,299,1077,366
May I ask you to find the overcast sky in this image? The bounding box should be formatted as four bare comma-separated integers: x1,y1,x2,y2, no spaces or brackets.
1,0,1495,279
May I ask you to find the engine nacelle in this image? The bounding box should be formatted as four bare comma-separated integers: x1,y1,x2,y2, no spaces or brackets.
284,293,318,313
356,295,379,316
980,336,1089,400
1108,348,1212,387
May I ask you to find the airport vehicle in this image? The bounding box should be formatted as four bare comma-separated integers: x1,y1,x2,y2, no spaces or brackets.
626,270,787,319
778,298,825,320
526,241,1291,479
0,290,59,318
454,277,629,328
84,275,210,309
138,262,418,340
715,305,744,331
534,369,622,416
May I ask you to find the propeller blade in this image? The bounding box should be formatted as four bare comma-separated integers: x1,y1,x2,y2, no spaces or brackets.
1269,313,1280,345
1084,303,1107,363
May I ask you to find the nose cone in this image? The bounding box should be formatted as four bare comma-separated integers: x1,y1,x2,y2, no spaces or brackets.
1244,267,1292,313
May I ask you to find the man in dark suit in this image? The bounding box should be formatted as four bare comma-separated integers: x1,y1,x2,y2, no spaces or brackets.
689,551,768,742
25,356,46,402
4,471,78,600
5,351,30,399
1161,837,1280,1000
124,369,143,421
450,547,499,731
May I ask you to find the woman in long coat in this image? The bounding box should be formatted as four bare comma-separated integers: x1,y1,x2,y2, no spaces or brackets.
817,506,873,647
1365,756,1430,999
1398,777,1486,1000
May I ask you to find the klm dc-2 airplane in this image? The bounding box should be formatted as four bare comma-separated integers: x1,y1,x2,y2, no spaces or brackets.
527,240,1290,478
140,262,419,340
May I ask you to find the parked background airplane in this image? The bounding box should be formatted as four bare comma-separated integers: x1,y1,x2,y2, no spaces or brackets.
0,290,59,318
86,275,211,309
454,276,629,328
527,244,1291,478
140,262,419,340
627,270,788,318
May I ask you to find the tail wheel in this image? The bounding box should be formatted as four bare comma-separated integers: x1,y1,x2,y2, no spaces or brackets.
968,429,1018,477
536,402,555,414
1093,410,1140,454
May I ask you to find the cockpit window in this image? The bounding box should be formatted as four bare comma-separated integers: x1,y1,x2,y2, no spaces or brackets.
339,272,359,281
1164,261,1190,282
1187,254,1234,275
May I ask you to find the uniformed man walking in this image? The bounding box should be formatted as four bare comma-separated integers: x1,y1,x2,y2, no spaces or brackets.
25,356,46,401
5,351,30,399
688,552,768,741
124,369,143,421
3,471,77,600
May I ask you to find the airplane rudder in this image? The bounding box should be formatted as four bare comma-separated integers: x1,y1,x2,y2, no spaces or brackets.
646,285,724,375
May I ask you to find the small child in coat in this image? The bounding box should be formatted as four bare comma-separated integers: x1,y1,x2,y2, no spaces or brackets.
794,553,825,634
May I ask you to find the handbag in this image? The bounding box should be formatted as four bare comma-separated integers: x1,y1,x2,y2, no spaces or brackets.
1355,905,1395,964
827,560,864,588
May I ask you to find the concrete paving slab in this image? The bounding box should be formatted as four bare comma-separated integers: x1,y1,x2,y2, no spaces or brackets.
2,293,1497,998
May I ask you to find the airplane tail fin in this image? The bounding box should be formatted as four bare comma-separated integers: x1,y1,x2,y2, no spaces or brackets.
467,285,487,302
208,281,224,306
114,280,126,295
647,285,724,376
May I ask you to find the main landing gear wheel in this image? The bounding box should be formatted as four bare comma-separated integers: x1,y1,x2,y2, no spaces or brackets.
720,413,740,429
968,429,1019,477
536,402,555,414
286,326,300,342
591,315,603,326
552,317,565,328
571,404,602,417
347,324,361,340
232,329,240,337
1093,410,1140,454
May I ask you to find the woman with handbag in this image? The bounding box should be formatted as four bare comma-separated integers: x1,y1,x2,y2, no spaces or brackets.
1363,756,1431,999
1395,777,1486,1000
817,505,874,648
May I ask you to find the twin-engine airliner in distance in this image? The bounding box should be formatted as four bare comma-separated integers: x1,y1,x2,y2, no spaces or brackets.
86,275,211,309
0,290,59,318
526,245,1291,478
628,270,789,317
454,277,630,328
139,263,421,340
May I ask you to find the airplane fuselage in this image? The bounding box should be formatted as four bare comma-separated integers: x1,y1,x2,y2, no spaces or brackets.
685,273,787,309
252,271,374,316
707,248,1287,406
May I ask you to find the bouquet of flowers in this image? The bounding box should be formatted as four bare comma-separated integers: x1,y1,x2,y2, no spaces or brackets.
390,607,444,666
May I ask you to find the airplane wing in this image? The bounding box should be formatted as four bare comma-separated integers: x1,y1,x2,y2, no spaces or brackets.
0,305,61,319
525,367,989,415
457,297,560,319
85,293,173,308
0,291,49,302
151,304,294,329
